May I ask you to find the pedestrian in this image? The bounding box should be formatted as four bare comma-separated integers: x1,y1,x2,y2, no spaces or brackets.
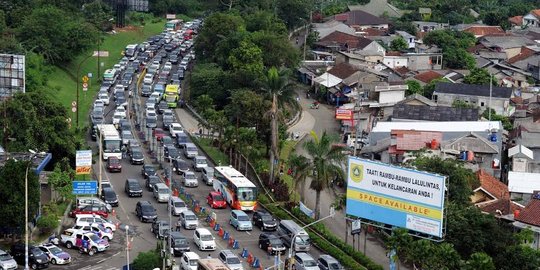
207,253,212,259
296,96,300,102
176,222,181,232
121,145,127,159
295,37,299,44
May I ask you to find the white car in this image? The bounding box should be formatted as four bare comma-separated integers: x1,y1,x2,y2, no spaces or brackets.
93,99,105,109
168,196,188,216
149,91,162,101
75,214,117,231
0,249,18,269
143,73,154,84
98,93,109,105
163,62,173,71
115,106,127,118
193,228,216,251
180,252,200,270
146,108,157,118
114,84,125,94
112,112,125,125
38,243,72,265
72,223,114,241
169,123,184,138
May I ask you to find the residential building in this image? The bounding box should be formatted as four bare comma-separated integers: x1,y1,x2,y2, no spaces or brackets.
395,31,416,49
508,144,534,173
513,192,540,249
508,16,523,29
463,25,505,38
392,104,479,122
508,171,540,202
479,35,536,59
332,10,389,30
412,70,443,86
413,21,449,33
522,9,540,28
383,52,443,70
347,0,403,18
335,51,384,68
312,20,356,39
472,169,523,216
440,132,501,175
432,82,513,115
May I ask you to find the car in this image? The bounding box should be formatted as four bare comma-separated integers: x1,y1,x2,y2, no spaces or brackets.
76,197,112,213
100,187,119,207
71,223,114,241
252,210,277,231
93,99,105,109
176,133,190,149
146,109,157,119
229,210,252,231
172,158,190,175
10,243,49,269
145,175,160,191
116,95,128,108
114,84,125,95
201,166,215,185
217,250,243,270
98,93,109,105
179,210,198,229
141,83,153,97
317,254,345,270
169,196,188,216
152,182,170,203
112,112,124,126
180,252,200,270
120,120,132,133
178,68,185,79
129,146,144,165
59,230,109,254
75,214,117,231
169,54,179,64
151,220,170,239
206,191,226,209
258,233,285,255
0,248,18,270
143,73,154,84
153,128,166,141
124,178,143,197
37,243,71,265
193,156,208,171
136,201,158,222
157,100,169,114
141,164,157,179
183,143,198,159
163,115,175,130
157,77,168,85
169,232,190,256
69,204,109,219
164,144,181,161
146,116,158,128
163,61,173,71
149,91,162,101
106,156,122,172
182,171,198,187
115,106,127,118
121,130,134,145
169,123,184,138
161,135,174,146
193,228,216,251
294,253,319,270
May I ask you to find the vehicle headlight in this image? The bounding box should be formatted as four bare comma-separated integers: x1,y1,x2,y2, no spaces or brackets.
36,259,43,263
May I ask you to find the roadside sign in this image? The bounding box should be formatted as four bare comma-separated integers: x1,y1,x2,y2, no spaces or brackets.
71,107,77,113
72,181,98,195
82,82,89,88
88,73,93,78
71,101,77,107
76,150,92,175
83,87,88,92
166,14,176,19
351,220,362,235
82,75,89,83
93,51,110,57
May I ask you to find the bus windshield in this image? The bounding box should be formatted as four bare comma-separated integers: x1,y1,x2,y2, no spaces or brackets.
236,187,257,201
165,95,177,102
104,139,121,153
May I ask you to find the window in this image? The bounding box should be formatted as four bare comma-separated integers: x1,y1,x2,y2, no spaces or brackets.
481,102,485,106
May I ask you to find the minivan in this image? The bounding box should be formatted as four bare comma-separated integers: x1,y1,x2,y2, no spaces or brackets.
180,252,200,270
193,156,208,171
183,143,198,159
125,179,143,197
278,220,311,252
153,183,170,203
201,166,215,185
169,196,188,216
229,210,252,231
294,253,319,270
176,133,189,148
76,197,112,213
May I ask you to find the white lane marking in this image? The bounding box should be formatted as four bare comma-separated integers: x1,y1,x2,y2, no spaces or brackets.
97,258,107,264
112,251,121,257
245,231,251,235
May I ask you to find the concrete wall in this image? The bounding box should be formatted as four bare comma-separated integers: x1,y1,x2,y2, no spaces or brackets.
433,93,508,115
379,91,405,104
384,56,408,68
408,54,443,70
513,157,529,172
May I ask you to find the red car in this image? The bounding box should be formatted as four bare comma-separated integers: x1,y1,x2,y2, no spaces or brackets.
69,205,109,219
206,191,227,209
107,157,122,172
152,128,166,141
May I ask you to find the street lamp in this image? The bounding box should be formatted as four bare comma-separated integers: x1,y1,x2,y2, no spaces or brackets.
126,225,130,270
287,210,335,270
25,149,38,270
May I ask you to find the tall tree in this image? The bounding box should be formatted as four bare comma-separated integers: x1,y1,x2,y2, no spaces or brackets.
194,12,245,62
405,80,423,96
288,153,310,201
463,68,496,85
303,131,345,219
390,37,408,51
259,67,295,184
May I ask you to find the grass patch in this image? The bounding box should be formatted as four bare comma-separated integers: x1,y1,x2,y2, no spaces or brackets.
45,19,166,129
193,137,230,165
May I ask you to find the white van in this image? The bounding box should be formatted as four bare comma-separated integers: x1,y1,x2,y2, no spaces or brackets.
193,156,208,171
277,220,311,252
184,143,198,159
153,183,170,203
180,251,200,270
201,167,215,185
193,228,216,251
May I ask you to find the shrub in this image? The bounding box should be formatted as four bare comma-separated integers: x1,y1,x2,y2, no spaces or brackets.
36,214,59,234
133,250,161,270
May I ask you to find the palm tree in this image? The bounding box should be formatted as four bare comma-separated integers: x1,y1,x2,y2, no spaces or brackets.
288,153,310,201
260,67,296,184
303,131,346,219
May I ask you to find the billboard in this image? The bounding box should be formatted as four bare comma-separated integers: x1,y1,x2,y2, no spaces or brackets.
76,150,92,175
335,109,353,120
346,157,446,237
0,54,25,100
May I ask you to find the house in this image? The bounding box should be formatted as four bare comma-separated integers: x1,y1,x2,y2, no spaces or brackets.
522,9,540,28
396,31,416,49
412,70,443,85
312,20,356,39
333,10,389,30
413,21,449,33
488,62,532,88
514,192,540,249
335,51,384,69
508,144,534,173
347,0,403,18
387,129,443,161
479,35,536,59
314,31,384,53
383,52,443,71
508,171,540,202
463,25,505,38
432,82,513,115
472,169,523,216
392,104,479,122
440,132,501,175
395,93,437,107
373,85,406,105
442,70,467,83
509,16,523,28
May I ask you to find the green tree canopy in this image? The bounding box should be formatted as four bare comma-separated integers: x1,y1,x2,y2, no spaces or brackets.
194,12,246,62
463,68,496,85
390,36,409,51
405,80,423,96
132,250,160,270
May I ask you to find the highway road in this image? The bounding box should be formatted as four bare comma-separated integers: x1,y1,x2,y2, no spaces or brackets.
49,22,322,270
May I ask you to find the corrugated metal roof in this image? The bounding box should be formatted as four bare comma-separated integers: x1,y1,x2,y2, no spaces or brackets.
372,121,502,133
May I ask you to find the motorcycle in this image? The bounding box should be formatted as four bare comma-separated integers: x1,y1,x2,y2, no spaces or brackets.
310,101,319,109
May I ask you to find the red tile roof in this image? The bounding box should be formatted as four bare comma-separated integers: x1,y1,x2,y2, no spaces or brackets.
508,16,523,26
390,130,443,151
508,46,537,64
316,31,373,50
515,193,540,226
531,9,540,19
360,27,386,36
413,70,442,84
327,63,359,79
478,198,524,216
476,169,509,200
393,66,410,76
464,26,505,37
